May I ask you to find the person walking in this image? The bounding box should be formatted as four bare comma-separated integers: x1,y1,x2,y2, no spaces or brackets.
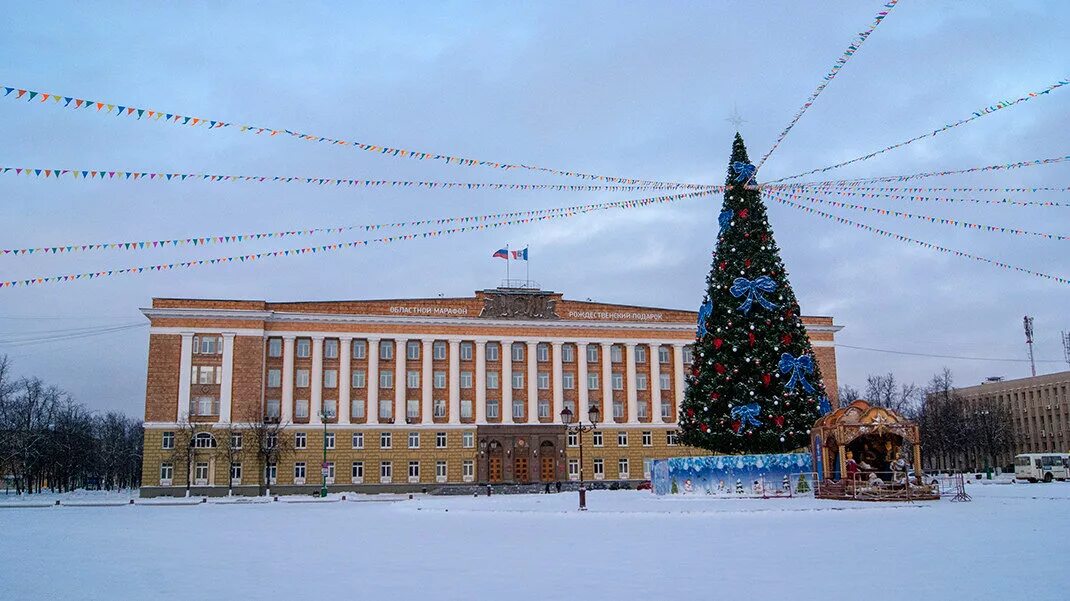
555,481,562,493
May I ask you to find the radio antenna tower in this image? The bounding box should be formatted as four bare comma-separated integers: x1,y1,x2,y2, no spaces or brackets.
1023,316,1036,377
1062,330,1070,370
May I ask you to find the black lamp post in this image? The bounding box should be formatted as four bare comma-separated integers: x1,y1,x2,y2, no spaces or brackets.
561,404,600,511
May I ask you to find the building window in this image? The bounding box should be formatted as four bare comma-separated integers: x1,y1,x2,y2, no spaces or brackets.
486,342,500,361
564,400,576,416
159,463,173,485
268,338,282,358
436,460,448,483
380,432,392,449
612,373,624,390
407,370,420,389
406,340,420,360
295,369,310,388
295,432,307,449
293,462,306,483
407,399,420,420
667,431,679,446
194,335,222,355
434,371,447,389
587,373,599,390
230,432,243,450
461,400,473,419
511,343,525,362
230,462,242,484
537,372,550,390
593,458,604,479
379,340,394,360
562,344,575,362
568,459,579,480
191,396,219,416
324,339,339,359
194,461,209,484
642,431,652,447
617,432,628,447
380,461,392,483
538,400,550,418
433,341,447,360
435,432,447,448
486,371,499,389
662,402,673,419
683,345,694,364
379,370,394,389
586,344,598,363
593,431,603,447
408,461,420,483
643,459,653,479
323,370,338,389
162,431,175,449
463,460,475,482
267,433,278,450
351,399,365,419
512,400,525,419
512,372,524,389
618,458,630,479
462,431,474,448
611,345,623,363
192,366,221,385
537,343,550,362
352,339,367,359
325,432,335,450
460,342,473,361
295,338,311,358
265,462,277,485
567,432,578,447
613,401,624,419
352,432,364,449
267,369,282,388
658,346,670,364
408,431,420,449
659,374,671,391
563,373,575,390
635,346,647,363
295,399,310,419
352,370,366,389
486,399,500,419
460,371,473,389
636,373,648,390
325,462,336,484
433,399,446,418
351,461,364,484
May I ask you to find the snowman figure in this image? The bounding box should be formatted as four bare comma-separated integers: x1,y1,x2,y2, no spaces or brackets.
752,479,764,495
782,475,791,492
735,479,744,495
683,479,694,494
717,480,727,494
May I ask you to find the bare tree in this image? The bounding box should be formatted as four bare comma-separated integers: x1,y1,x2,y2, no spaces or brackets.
238,408,292,497
967,396,1015,471
918,368,969,472
168,418,200,497
865,373,920,417
217,421,246,496
837,384,862,407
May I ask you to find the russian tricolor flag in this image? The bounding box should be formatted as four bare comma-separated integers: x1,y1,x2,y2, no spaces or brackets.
492,248,509,259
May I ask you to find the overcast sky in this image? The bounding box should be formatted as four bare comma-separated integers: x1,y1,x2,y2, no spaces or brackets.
0,1,1067,417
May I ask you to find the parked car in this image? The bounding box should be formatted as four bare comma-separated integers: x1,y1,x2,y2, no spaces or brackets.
636,480,652,491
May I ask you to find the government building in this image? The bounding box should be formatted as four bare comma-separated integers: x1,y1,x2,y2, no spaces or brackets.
139,287,841,496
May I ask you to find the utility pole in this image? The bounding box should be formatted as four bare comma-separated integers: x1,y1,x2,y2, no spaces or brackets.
1023,316,1036,377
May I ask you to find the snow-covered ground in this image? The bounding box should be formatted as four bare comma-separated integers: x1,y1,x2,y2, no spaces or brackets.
2,481,1067,600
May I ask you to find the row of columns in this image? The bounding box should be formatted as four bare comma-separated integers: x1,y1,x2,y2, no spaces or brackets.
177,333,688,426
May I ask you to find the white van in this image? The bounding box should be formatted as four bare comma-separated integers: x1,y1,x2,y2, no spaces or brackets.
1014,453,1070,482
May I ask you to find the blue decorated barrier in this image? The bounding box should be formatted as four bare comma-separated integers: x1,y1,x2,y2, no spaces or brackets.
652,453,813,496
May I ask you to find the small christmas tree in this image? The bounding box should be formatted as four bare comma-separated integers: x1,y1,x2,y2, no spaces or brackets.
678,133,828,454
670,478,679,494
796,474,811,494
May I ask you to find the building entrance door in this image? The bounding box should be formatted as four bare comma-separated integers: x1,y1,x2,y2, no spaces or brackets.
489,457,503,482
540,455,555,482
514,456,529,484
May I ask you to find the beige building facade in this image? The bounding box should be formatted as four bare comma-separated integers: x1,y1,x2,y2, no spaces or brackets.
139,287,841,496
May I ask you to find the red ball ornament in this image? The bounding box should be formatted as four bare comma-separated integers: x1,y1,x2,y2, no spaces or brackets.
748,332,756,347
762,373,772,387
700,423,709,433
744,259,751,268
687,408,695,418
739,208,749,219
731,420,742,434
773,415,785,428
718,261,727,271
709,392,720,401
781,334,792,345
714,363,726,374
713,338,724,350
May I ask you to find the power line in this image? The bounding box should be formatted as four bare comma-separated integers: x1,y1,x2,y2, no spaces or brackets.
835,343,1066,364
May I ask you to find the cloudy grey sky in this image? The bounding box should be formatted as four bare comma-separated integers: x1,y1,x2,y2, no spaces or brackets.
0,1,1067,417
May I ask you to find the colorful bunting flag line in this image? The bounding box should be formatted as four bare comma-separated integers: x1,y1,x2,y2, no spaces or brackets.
775,153,1070,187
755,0,899,170
775,187,1070,208
765,190,1070,286
774,189,1069,240
0,85,704,189
0,190,715,289
0,189,715,256
767,184,1070,195
769,77,1070,183
0,165,715,192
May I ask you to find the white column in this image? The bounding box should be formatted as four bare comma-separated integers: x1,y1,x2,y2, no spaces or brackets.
449,339,461,424
502,340,514,423
577,342,589,423
526,341,538,423
310,336,324,425
625,342,639,425
281,335,296,424
650,345,663,423
421,339,433,423
672,343,686,423
395,338,407,424
475,341,487,424
601,342,613,421
177,332,194,422
338,336,352,425
551,342,564,423
219,333,236,423
367,337,380,423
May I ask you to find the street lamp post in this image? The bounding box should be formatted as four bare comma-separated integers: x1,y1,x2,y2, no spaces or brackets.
320,409,329,498
560,404,600,511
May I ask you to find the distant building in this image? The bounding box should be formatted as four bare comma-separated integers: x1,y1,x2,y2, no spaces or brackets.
138,286,841,496
954,371,1070,467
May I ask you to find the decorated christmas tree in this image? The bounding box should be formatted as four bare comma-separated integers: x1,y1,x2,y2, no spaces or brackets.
678,133,828,454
